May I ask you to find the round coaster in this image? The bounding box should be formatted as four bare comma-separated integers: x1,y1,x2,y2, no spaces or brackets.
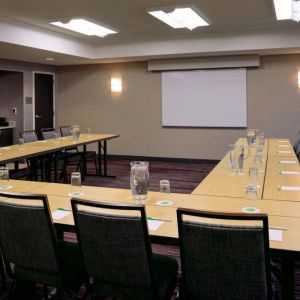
156,200,173,206
37,140,46,143
68,192,84,197
242,207,260,214
1,147,11,150
59,137,67,140
0,185,13,190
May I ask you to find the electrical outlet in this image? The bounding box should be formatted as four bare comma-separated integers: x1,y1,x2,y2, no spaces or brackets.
12,108,17,114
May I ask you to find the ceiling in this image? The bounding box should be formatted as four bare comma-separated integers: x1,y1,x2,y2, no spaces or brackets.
0,0,300,65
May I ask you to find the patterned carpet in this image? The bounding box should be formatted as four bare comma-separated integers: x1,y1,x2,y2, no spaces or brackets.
1,158,298,299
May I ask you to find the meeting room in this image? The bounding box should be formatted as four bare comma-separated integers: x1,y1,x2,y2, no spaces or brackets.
1,0,300,299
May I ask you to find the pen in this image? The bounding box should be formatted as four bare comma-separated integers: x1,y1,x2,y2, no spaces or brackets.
147,216,172,222
58,207,72,212
269,226,287,231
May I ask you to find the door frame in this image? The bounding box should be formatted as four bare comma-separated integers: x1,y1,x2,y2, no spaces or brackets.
32,71,56,130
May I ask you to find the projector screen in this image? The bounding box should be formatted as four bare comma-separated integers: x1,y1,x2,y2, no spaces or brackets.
162,69,247,127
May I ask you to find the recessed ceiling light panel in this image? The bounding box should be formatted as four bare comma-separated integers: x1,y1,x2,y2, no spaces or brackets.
148,6,209,30
50,18,117,38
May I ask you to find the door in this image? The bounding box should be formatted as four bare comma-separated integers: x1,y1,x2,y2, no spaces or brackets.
34,73,54,138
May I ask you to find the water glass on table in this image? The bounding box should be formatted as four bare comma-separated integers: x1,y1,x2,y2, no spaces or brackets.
0,167,9,181
18,138,25,150
228,144,238,173
247,129,256,147
245,167,259,199
70,172,81,195
130,161,149,202
159,180,170,193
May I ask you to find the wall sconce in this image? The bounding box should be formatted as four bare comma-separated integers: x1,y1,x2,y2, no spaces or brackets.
298,71,300,88
111,77,122,93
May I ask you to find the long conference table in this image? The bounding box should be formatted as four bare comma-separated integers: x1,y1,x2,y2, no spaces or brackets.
0,133,119,178
1,136,300,297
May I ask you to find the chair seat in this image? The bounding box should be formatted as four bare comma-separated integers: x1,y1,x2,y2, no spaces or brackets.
82,151,97,159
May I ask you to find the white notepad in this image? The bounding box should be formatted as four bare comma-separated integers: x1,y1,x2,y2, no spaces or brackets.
280,186,300,191
276,140,289,143
280,160,297,164
52,210,71,220
147,220,164,231
278,150,292,154
269,229,283,242
280,171,300,175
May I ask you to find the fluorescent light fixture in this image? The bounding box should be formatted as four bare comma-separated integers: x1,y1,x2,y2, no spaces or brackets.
50,18,117,37
46,57,55,61
111,78,122,93
292,0,300,21
273,0,292,20
148,7,209,30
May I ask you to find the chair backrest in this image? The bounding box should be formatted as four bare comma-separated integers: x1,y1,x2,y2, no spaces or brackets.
293,133,300,151
41,128,56,140
0,192,62,286
20,130,38,143
60,125,72,137
177,208,271,300
71,199,157,299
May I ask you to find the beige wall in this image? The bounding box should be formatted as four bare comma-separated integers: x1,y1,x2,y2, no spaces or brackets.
57,54,300,160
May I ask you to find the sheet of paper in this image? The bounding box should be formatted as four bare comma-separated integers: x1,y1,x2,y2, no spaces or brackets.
278,145,290,148
52,210,71,220
269,229,283,242
280,160,297,164
147,220,164,231
281,171,300,175
276,140,289,143
278,150,292,154
280,186,300,191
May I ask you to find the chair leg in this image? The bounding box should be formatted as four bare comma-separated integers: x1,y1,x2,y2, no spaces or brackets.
94,158,98,175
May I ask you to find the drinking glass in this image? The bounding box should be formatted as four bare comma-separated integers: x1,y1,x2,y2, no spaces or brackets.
54,132,59,142
0,167,9,181
130,161,149,201
87,128,92,136
228,144,238,172
247,129,256,147
159,180,170,193
259,131,265,146
237,145,245,173
71,125,81,141
71,172,81,194
18,138,25,150
245,167,259,199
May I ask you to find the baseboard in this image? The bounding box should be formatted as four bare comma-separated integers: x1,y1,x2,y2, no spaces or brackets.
107,154,219,164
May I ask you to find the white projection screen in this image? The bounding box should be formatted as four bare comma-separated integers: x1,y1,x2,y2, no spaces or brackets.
162,69,247,127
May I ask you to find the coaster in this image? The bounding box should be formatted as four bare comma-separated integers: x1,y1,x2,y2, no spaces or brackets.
0,185,13,190
156,200,173,206
1,147,11,150
242,207,260,213
37,140,46,143
68,192,84,197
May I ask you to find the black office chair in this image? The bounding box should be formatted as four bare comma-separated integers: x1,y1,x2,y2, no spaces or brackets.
293,133,300,152
41,127,83,182
60,125,98,175
19,130,44,180
0,192,87,299
20,130,38,143
177,208,272,300
71,199,178,300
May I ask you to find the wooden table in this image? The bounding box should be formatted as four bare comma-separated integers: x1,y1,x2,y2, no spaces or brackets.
0,133,119,178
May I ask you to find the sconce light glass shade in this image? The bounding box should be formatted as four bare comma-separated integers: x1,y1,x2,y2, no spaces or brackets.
111,78,122,92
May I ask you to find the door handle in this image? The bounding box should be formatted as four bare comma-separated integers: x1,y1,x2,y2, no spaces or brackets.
35,115,42,118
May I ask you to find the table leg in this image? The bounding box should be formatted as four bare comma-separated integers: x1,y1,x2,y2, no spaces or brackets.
98,141,102,176
83,145,87,175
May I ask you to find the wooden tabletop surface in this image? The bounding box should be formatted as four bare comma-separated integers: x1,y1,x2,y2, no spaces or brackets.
0,133,119,164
